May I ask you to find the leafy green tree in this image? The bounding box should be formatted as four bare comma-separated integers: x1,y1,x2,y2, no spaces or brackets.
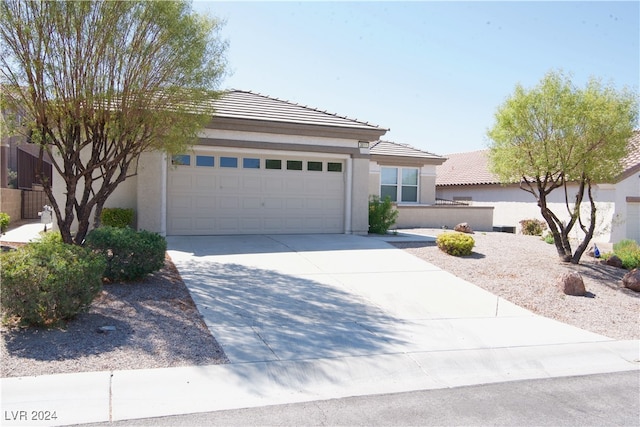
487,71,638,264
0,0,227,244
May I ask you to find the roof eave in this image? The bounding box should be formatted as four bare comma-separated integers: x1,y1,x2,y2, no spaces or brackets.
371,153,446,167
207,116,387,142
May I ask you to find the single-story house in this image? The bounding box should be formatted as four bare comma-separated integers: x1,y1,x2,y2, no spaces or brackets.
50,90,496,236
435,131,640,243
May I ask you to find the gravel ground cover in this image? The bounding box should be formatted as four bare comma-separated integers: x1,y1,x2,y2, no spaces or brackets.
392,229,639,341
0,254,227,378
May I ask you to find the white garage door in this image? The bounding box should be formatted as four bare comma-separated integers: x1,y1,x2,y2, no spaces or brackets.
167,151,345,235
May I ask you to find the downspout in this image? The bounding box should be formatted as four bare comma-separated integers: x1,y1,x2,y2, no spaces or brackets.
345,157,353,234
160,153,167,236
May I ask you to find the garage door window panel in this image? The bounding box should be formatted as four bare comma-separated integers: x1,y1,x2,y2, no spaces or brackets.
287,160,303,170
328,162,343,172
307,161,323,171
243,158,261,169
266,159,282,170
171,155,191,166
196,155,214,167
220,157,238,168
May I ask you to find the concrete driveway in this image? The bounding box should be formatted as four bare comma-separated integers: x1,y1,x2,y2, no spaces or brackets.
167,233,635,365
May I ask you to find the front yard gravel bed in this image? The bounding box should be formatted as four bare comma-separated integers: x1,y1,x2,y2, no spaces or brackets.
392,229,639,341
1,254,228,378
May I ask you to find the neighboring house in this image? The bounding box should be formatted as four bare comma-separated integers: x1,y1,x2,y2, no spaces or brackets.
435,132,640,243
1,105,53,221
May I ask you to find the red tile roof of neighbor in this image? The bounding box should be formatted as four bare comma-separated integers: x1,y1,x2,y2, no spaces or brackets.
435,150,500,186
212,90,387,132
436,130,640,186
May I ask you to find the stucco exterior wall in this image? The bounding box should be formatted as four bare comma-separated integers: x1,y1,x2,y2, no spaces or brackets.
0,188,22,223
350,157,370,234
436,183,622,243
136,151,165,234
394,205,494,231
612,172,640,243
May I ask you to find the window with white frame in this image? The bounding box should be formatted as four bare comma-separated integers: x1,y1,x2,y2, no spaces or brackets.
380,167,419,203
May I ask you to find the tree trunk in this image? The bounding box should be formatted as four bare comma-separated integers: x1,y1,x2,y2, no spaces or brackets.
538,190,572,262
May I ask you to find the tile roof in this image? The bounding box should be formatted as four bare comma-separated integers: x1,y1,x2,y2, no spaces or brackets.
212,90,387,132
436,131,640,186
620,130,640,178
370,140,444,160
435,150,499,186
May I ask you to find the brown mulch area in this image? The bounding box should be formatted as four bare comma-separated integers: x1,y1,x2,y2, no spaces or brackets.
1,253,228,378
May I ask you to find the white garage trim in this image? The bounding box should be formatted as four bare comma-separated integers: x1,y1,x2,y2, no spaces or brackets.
345,158,353,234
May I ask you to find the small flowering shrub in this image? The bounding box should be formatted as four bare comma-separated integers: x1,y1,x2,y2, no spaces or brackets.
436,232,475,256
519,218,547,236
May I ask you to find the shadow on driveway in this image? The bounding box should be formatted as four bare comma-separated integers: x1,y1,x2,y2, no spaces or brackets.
178,260,408,362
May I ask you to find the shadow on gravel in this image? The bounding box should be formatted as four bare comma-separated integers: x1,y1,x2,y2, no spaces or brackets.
578,263,638,298
1,261,226,372
2,313,131,361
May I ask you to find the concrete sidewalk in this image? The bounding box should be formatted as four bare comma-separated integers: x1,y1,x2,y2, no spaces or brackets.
1,233,638,426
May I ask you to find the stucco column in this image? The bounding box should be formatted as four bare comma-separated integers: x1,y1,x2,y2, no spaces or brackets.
136,151,166,234
350,157,370,234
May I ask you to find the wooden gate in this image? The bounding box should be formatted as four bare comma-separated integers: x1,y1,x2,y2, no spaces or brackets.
21,190,49,219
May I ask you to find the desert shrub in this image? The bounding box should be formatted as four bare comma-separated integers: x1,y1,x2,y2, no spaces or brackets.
85,226,166,281
0,212,10,233
436,232,475,256
369,195,399,235
519,218,547,236
542,232,555,244
0,232,105,326
100,208,135,228
612,239,640,270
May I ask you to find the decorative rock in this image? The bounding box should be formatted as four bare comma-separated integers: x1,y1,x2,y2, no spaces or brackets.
454,222,474,234
622,269,640,292
606,255,624,268
558,271,586,296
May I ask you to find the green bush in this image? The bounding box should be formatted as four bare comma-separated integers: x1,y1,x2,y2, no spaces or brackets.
0,232,105,327
100,208,135,228
436,232,475,256
519,218,547,236
369,195,399,235
612,239,640,270
84,226,166,281
0,212,10,233
542,232,555,244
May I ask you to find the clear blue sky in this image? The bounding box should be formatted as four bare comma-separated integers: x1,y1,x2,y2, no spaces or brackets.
193,1,639,155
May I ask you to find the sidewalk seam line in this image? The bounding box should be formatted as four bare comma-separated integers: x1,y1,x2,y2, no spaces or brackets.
109,371,114,422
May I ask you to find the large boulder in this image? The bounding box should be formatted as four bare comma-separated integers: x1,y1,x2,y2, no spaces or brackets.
558,271,586,296
454,222,474,234
622,269,640,292
605,255,624,268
